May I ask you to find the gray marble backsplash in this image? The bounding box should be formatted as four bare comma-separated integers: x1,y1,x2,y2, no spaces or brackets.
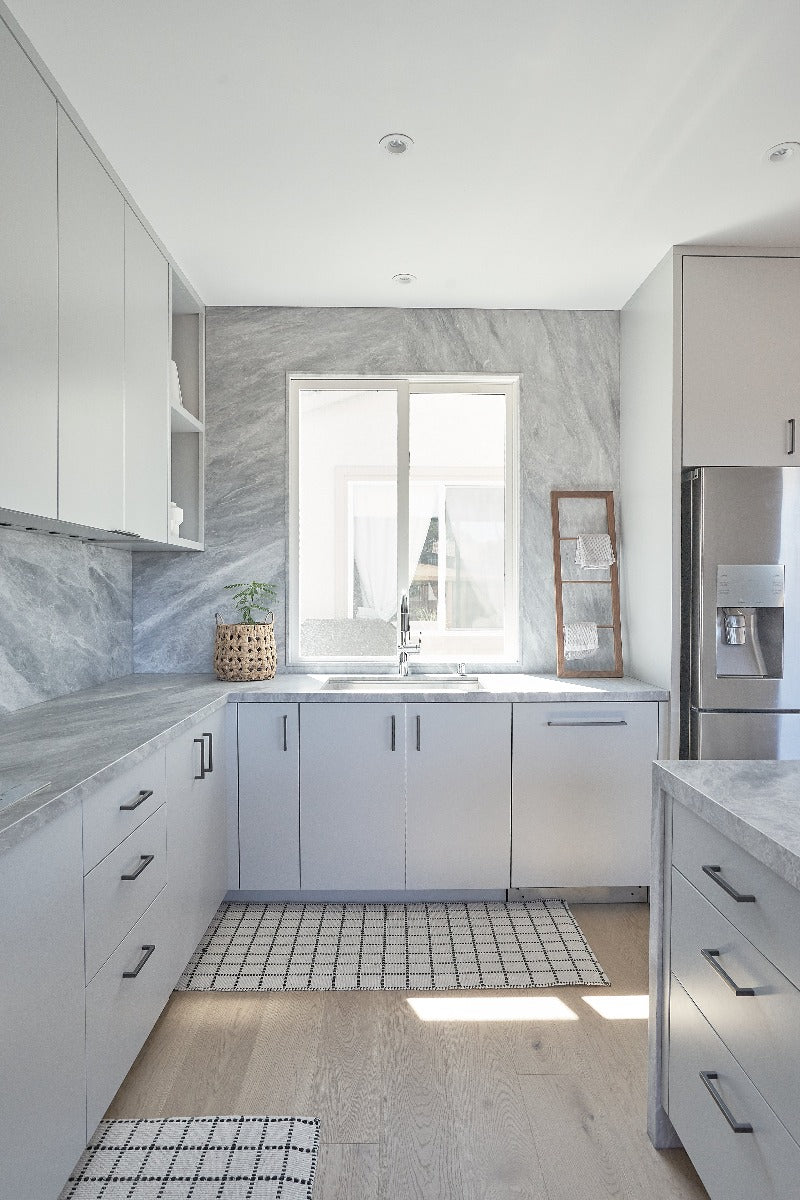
0,527,132,713
133,307,619,674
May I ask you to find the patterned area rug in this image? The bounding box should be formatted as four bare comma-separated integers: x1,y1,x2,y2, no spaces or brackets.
177,900,609,991
59,1116,320,1200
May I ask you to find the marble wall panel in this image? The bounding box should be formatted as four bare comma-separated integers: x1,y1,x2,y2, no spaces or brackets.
0,528,132,712
133,307,619,673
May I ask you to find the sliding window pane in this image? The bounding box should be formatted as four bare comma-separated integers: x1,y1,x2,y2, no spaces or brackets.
409,391,507,659
298,387,397,659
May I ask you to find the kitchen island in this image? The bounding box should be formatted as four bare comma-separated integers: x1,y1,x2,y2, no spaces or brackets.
650,758,800,1199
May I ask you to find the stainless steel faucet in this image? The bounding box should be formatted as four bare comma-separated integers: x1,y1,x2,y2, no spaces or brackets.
398,593,422,675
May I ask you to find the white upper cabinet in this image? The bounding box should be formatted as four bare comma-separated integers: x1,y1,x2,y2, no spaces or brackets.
682,255,800,467
124,208,170,540
58,108,125,530
0,21,58,517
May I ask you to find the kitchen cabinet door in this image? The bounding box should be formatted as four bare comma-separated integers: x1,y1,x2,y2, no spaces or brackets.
406,703,511,889
166,706,228,971
238,703,300,890
58,107,125,530
511,702,658,888
0,19,58,518
0,804,86,1200
124,207,169,541
300,703,405,890
682,255,800,467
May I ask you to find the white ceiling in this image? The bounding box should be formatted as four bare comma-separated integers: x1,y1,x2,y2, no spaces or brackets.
7,0,800,308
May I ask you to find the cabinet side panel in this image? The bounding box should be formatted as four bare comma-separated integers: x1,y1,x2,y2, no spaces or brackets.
620,251,679,752
0,805,86,1199
0,19,58,518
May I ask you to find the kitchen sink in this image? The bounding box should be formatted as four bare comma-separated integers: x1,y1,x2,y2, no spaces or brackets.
321,674,482,692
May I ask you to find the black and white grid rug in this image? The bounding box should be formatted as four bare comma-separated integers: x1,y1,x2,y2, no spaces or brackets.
177,900,608,991
59,1115,320,1200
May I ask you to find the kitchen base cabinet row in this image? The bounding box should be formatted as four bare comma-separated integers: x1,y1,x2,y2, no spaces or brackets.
0,708,227,1200
236,700,658,893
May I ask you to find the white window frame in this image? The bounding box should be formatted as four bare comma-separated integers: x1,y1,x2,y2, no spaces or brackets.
287,373,520,667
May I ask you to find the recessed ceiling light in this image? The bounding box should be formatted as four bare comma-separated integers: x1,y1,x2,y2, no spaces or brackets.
392,273,417,285
380,132,414,155
766,141,800,163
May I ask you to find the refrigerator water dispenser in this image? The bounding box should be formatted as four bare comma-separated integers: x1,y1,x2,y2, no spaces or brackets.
716,565,784,678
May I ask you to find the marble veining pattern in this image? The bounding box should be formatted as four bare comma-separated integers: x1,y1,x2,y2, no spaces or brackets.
133,307,619,673
0,527,132,713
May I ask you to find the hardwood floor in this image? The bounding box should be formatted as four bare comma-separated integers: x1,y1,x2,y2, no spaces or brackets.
108,904,707,1198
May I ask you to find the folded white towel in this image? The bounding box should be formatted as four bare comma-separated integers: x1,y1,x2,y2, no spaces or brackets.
169,359,184,409
563,621,599,659
576,533,615,570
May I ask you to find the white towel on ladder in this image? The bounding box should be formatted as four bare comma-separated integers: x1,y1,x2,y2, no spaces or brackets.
563,621,599,659
575,533,615,570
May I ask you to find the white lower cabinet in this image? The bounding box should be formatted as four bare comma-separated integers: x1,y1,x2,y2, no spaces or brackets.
406,703,511,889
300,703,405,890
511,702,658,887
238,703,300,890
166,707,228,968
85,885,174,1133
0,805,86,1200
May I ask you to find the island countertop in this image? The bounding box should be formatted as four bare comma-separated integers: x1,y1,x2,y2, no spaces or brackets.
0,671,666,850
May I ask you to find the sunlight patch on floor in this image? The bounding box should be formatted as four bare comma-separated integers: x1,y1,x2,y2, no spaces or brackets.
582,993,649,1019
407,996,578,1022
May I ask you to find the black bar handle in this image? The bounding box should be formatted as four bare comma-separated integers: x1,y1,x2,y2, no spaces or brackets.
203,731,214,773
416,714,421,752
789,418,796,455
701,948,755,996
123,944,156,979
699,1071,753,1133
391,714,396,751
702,864,756,904
194,737,206,780
119,788,153,812
282,714,288,752
120,853,155,881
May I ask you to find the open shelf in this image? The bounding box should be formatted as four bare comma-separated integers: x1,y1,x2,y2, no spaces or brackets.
170,402,203,434
169,269,204,547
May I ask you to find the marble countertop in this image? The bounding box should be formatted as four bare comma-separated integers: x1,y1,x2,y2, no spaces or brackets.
0,671,666,852
654,759,800,892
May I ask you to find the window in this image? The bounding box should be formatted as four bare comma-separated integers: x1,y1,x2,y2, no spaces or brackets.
289,376,519,665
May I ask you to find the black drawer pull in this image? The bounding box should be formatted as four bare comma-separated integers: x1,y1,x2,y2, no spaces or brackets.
390,714,396,751
702,864,756,904
119,788,153,811
203,731,214,772
123,943,155,979
194,737,206,780
699,1071,753,1133
120,853,154,881
701,948,755,997
416,714,421,752
283,714,288,752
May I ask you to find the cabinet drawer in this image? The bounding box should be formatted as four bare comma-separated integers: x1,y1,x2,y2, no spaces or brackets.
83,748,166,872
84,804,167,982
668,976,800,1200
672,803,800,991
671,867,800,1145
85,884,174,1135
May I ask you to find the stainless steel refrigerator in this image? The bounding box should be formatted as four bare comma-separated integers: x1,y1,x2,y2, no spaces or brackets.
682,466,800,759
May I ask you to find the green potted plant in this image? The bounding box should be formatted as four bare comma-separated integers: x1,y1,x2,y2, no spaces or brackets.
214,581,278,681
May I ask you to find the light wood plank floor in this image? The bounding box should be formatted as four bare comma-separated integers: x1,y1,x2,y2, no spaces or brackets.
108,904,708,1199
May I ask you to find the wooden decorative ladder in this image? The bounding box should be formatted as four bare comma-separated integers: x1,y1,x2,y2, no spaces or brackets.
550,489,623,678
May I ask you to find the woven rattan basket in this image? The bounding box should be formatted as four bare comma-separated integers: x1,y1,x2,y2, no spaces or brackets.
214,613,277,681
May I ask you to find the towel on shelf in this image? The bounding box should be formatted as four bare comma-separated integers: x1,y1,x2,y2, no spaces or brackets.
563,621,599,659
575,533,615,570
169,359,184,409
